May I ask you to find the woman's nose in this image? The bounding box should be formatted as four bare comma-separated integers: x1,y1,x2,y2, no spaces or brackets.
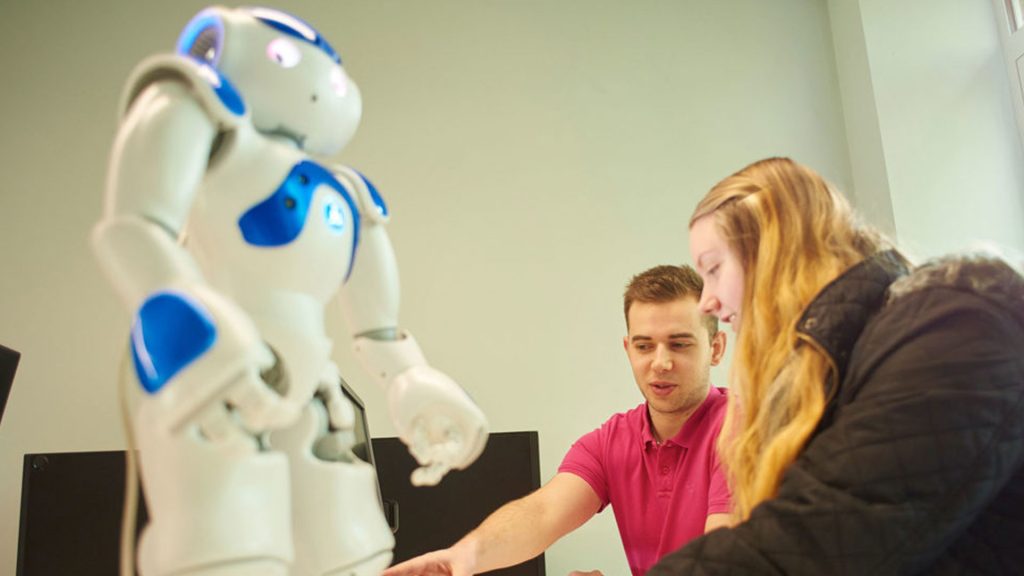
699,291,720,315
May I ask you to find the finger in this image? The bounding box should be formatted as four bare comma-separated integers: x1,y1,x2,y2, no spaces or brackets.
384,554,454,576
408,419,459,462
411,460,450,486
195,403,242,442
407,420,433,465
223,371,283,431
411,460,451,487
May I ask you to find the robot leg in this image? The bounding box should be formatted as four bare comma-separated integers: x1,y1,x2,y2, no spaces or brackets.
271,398,394,576
134,400,294,576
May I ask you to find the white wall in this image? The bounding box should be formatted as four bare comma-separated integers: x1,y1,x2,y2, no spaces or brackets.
828,0,897,238
832,0,1024,259
0,0,865,573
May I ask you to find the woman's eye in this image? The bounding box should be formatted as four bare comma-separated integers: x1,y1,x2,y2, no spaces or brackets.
266,38,302,68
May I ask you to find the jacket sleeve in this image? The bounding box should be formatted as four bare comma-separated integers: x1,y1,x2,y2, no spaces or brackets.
649,286,1024,575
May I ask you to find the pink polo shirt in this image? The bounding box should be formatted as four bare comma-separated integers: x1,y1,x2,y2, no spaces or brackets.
558,386,731,576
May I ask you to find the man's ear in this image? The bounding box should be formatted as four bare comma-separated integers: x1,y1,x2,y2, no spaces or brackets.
623,336,629,353
710,330,727,366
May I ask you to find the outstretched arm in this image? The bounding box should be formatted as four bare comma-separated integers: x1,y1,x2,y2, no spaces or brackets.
335,167,488,485
384,473,602,576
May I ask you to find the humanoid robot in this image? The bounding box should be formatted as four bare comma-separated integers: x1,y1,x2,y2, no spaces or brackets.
92,6,489,575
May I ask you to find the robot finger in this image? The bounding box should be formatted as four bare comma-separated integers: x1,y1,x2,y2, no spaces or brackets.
431,416,487,470
406,415,458,463
405,422,432,465
312,429,358,462
317,383,356,432
223,369,297,433
196,402,248,444
410,461,451,487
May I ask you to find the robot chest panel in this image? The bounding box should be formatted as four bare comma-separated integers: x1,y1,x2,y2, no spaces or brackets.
190,144,360,299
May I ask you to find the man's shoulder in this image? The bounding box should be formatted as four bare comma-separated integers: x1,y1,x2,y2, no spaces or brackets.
695,387,730,436
708,386,729,409
602,402,648,430
575,402,647,443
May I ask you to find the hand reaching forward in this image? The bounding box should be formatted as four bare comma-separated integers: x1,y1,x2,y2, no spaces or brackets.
382,545,477,576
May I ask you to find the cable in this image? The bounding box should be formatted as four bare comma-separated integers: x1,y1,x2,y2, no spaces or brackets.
119,348,140,576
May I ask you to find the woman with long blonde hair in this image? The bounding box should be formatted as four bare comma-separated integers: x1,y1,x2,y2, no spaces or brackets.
650,157,1024,575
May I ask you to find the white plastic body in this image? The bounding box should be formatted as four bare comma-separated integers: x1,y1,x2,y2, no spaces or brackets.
93,6,487,576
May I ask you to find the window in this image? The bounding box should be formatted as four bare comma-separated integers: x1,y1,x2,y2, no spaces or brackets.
1007,0,1023,33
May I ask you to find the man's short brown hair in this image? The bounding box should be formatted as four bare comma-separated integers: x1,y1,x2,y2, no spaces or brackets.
623,265,718,336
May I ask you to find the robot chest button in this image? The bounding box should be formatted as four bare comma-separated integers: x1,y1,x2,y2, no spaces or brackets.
237,160,360,248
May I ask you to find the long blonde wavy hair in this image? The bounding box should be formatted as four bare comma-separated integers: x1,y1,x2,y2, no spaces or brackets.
690,157,891,520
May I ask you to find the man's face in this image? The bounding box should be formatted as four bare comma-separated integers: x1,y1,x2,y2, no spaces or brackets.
624,297,724,420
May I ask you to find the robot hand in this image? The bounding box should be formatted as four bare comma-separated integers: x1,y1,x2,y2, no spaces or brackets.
317,362,354,429
387,365,489,486
133,285,299,440
309,362,360,460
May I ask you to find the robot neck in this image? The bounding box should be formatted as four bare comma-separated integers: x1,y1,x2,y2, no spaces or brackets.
262,126,306,150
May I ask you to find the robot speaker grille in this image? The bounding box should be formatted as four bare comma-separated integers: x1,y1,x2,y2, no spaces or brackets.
187,26,220,63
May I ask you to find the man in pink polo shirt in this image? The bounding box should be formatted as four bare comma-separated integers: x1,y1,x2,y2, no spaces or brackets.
383,265,731,576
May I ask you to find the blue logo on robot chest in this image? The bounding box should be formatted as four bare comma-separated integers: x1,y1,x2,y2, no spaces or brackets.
238,160,361,274
323,199,346,231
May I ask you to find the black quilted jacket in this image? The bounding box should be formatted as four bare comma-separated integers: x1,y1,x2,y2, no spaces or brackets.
649,251,1024,575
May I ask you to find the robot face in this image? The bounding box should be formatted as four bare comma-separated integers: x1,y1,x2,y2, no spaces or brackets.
178,7,362,155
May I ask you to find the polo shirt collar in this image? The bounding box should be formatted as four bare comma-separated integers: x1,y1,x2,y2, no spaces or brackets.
642,386,721,448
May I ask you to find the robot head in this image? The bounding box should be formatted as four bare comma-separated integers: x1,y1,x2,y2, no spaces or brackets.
176,6,362,155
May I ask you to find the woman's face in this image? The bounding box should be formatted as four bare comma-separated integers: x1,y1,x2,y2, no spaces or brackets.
690,215,745,331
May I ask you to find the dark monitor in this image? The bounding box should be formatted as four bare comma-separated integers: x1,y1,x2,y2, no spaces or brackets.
17,378,545,576
17,449,144,575
0,343,20,426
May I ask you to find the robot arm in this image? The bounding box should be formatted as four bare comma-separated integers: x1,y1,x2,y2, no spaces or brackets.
93,75,292,436
335,167,489,486
94,79,213,309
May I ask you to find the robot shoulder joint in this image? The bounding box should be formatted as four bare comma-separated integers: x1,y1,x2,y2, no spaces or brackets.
120,54,247,128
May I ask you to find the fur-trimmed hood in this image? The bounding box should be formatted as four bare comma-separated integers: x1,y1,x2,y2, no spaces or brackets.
887,252,1024,329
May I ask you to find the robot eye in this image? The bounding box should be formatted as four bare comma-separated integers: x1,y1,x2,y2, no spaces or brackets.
330,67,348,97
266,38,302,68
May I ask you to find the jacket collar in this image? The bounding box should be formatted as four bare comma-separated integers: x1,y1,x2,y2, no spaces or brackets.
796,250,908,381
